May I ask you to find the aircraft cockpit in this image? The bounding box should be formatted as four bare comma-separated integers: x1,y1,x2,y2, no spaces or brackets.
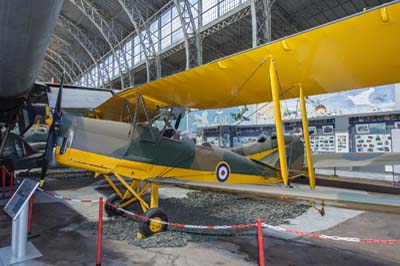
125,94,187,143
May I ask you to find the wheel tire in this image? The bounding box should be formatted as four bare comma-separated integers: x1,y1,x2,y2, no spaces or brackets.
104,193,125,217
139,208,168,237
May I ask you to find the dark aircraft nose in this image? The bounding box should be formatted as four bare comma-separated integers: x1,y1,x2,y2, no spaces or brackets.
0,0,63,107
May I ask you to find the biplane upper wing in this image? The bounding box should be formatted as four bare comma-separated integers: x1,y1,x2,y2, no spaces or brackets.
88,2,400,121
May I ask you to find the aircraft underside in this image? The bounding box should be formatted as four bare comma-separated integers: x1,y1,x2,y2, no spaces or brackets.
0,0,63,113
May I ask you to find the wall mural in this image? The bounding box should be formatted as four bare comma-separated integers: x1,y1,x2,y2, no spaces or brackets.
186,84,398,132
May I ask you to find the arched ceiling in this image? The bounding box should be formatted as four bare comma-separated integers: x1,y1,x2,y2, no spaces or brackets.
39,0,394,89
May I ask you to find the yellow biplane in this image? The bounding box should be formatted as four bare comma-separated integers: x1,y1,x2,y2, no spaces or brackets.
41,2,400,237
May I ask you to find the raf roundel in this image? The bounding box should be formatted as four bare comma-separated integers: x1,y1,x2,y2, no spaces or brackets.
216,162,230,182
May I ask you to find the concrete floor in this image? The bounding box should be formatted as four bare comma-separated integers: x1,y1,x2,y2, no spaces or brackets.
1,175,399,266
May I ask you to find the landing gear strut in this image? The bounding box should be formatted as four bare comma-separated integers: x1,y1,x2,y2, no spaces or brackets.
308,200,325,216
104,193,125,216
103,174,169,237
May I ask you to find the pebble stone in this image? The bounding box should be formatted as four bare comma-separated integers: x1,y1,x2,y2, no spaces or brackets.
78,191,308,248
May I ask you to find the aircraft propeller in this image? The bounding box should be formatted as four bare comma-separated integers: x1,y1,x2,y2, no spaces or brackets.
174,113,182,130
40,74,64,187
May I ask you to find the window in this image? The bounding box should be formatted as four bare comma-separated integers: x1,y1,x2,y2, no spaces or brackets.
133,35,142,65
201,0,244,26
124,39,133,68
71,0,256,86
202,0,218,25
219,0,240,16
150,20,160,52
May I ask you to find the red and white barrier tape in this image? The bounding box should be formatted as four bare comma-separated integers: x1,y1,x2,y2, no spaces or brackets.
37,187,99,203
105,201,400,245
36,191,400,245
16,177,98,203
262,224,400,244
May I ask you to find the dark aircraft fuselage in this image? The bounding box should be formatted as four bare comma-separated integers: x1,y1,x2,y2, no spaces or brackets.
0,0,63,112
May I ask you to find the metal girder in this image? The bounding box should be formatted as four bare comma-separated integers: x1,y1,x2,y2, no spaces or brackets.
42,69,59,82
251,0,275,47
45,51,75,83
46,48,79,79
43,56,73,83
118,0,161,81
273,2,301,34
41,64,60,79
39,68,53,82
158,2,252,64
200,2,251,38
49,35,93,84
38,72,45,81
68,0,133,88
173,0,202,69
49,47,86,84
159,41,185,59
41,61,64,81
57,15,112,88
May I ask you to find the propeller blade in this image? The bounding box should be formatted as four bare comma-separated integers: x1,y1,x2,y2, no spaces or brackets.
53,74,64,121
174,113,182,130
40,74,64,187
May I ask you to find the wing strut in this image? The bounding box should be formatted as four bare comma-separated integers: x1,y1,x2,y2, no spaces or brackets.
269,57,288,186
299,84,316,190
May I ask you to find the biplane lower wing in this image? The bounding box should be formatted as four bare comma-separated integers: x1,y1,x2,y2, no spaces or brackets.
150,178,400,214
89,1,400,122
313,152,400,168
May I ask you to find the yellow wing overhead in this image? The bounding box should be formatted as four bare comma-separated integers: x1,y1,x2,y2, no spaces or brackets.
89,2,400,121
86,93,166,121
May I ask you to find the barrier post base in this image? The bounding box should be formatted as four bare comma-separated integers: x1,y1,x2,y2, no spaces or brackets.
0,242,43,266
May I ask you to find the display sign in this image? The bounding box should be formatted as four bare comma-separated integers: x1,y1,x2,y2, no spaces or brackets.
391,129,400,152
335,132,349,153
391,129,400,177
309,135,335,153
322,125,334,135
369,123,386,134
355,124,369,134
354,134,391,152
4,179,39,220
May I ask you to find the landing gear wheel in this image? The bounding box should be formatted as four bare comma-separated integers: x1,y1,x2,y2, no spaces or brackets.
104,193,125,217
319,207,325,216
139,208,168,237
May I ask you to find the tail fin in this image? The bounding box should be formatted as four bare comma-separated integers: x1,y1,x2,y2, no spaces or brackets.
232,135,305,181
260,138,304,173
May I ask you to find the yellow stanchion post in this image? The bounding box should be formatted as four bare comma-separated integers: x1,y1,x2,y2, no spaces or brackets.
269,58,288,186
299,84,315,190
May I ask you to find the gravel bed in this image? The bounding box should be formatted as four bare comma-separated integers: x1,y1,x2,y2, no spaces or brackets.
74,191,309,248
18,168,94,180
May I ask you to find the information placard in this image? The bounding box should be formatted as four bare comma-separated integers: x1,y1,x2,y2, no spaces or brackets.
391,129,400,176
391,129,400,152
4,179,39,220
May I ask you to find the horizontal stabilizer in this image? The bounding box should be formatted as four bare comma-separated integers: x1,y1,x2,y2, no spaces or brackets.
313,152,400,168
